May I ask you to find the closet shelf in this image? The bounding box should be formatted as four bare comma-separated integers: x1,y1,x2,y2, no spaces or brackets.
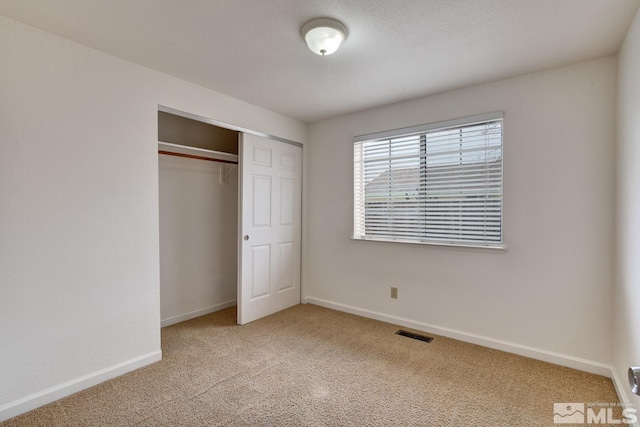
158,141,238,164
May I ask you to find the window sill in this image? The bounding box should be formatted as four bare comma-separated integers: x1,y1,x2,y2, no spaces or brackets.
350,236,508,253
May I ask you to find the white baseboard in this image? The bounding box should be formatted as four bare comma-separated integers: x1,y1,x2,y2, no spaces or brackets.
0,350,162,423
610,368,640,427
304,296,612,377
161,300,236,327
304,296,640,416
612,368,631,403
3,299,633,424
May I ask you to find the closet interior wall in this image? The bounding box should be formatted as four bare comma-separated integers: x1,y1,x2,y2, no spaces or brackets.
158,111,239,327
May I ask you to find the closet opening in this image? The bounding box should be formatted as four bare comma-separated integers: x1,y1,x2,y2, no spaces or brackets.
158,111,240,328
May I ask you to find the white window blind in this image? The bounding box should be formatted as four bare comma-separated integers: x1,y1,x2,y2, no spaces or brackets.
353,113,503,248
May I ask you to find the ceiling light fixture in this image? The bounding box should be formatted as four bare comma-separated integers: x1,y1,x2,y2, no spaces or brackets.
300,18,348,56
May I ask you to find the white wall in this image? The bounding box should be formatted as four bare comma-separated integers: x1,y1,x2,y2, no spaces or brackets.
0,15,306,421
614,7,640,407
305,57,616,370
159,155,238,326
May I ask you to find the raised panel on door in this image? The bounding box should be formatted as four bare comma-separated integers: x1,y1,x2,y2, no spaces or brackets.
251,245,271,299
280,152,295,170
253,146,272,166
280,178,294,226
252,175,271,228
277,242,294,292
238,133,301,325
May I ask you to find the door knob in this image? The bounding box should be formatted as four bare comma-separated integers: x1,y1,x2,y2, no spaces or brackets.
630,367,640,395
244,235,249,241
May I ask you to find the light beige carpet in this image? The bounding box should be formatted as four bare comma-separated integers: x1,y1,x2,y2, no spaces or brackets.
3,304,619,426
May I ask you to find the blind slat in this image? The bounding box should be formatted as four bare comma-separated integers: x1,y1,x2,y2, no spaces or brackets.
354,116,503,247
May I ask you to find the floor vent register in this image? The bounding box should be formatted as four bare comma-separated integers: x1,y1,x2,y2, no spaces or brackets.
396,330,434,343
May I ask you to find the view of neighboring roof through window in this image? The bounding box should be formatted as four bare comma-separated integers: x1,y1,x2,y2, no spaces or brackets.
353,112,503,249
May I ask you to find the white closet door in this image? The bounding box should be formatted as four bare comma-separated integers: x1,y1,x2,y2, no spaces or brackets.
238,133,301,325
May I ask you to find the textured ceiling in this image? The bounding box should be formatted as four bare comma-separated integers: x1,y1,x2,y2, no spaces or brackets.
0,0,638,122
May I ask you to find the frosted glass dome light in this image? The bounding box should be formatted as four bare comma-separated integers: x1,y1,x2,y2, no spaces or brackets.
301,18,348,56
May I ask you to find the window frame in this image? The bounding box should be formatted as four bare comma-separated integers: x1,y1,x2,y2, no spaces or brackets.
352,112,505,251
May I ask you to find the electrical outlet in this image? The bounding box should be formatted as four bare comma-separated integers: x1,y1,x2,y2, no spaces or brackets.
391,287,398,299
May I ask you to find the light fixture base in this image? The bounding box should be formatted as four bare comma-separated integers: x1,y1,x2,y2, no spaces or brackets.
300,18,348,56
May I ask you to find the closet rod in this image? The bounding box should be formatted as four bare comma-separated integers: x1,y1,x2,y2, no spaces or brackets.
158,150,238,164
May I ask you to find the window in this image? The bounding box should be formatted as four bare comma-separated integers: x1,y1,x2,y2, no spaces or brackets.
353,112,503,248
